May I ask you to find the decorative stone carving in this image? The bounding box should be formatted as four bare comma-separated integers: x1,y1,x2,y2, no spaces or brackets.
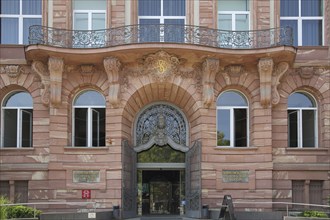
300,66,314,79
258,58,274,108
202,58,220,108
226,65,243,77
104,57,121,108
48,57,64,107
141,50,181,82
272,62,289,105
4,65,24,78
80,64,94,75
32,61,50,106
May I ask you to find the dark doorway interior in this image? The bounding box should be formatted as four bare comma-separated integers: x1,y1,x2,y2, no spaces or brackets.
138,170,185,215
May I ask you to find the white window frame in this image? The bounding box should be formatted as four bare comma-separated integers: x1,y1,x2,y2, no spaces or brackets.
1,96,33,148
280,0,324,46
288,92,318,148
72,10,106,30
216,91,249,148
72,92,106,147
0,0,42,44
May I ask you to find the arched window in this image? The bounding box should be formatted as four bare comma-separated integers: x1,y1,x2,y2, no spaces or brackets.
288,92,317,148
73,90,106,147
216,91,248,147
1,92,33,148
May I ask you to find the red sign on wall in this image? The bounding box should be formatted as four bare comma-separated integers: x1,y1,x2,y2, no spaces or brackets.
82,189,91,199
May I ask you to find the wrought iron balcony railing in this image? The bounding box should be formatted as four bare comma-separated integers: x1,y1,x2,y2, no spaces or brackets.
29,24,293,49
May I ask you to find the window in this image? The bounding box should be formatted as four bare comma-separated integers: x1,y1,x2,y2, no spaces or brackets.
138,0,186,42
218,0,250,31
309,180,323,206
14,181,28,203
292,180,305,208
0,0,42,44
216,91,248,147
73,90,106,147
288,92,317,148
0,181,10,198
280,0,323,46
1,92,33,148
292,180,323,209
73,0,106,30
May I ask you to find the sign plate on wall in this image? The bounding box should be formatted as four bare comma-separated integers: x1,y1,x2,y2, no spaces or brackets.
222,170,249,183
82,189,91,199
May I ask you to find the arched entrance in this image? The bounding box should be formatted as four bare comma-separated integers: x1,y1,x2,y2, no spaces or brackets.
121,103,201,218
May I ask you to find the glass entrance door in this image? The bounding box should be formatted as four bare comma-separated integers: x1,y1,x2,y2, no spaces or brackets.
137,170,185,216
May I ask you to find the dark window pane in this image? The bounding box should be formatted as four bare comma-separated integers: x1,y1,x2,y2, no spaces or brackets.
164,19,185,42
0,181,10,199
138,144,185,163
280,20,298,46
139,19,160,42
217,109,230,146
309,181,323,206
23,18,42,44
22,0,42,15
280,0,299,16
139,0,161,16
234,109,247,147
74,91,105,106
301,0,323,16
302,20,322,46
288,92,315,108
302,110,315,147
92,108,105,147
217,91,247,106
74,108,88,146
21,109,33,147
1,0,19,14
292,180,304,209
4,109,18,147
14,181,28,203
1,18,19,44
288,110,298,147
164,0,185,16
5,92,33,107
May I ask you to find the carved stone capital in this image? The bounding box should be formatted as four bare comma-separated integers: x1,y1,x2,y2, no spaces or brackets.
258,58,274,108
272,62,289,106
48,57,64,107
104,57,122,108
32,61,50,106
202,58,220,108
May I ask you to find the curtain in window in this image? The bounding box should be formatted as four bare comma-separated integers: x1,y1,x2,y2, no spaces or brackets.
302,20,322,46
22,0,42,15
1,18,19,44
280,0,298,16
0,0,19,14
164,19,184,42
280,20,298,46
302,0,322,16
23,18,41,44
139,0,161,16
164,0,185,16
139,19,160,42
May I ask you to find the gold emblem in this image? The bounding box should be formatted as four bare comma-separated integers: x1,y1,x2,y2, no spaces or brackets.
157,60,167,74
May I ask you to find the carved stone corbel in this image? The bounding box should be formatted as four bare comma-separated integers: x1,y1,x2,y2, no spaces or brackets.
272,62,289,105
258,58,274,108
202,58,220,108
48,57,64,107
104,57,121,108
32,61,50,106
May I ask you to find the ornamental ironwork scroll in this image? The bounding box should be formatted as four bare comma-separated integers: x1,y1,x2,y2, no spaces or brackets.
135,104,187,146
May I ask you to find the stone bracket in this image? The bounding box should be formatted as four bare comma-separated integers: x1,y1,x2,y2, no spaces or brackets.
48,57,64,107
104,57,122,108
32,60,50,106
202,58,220,108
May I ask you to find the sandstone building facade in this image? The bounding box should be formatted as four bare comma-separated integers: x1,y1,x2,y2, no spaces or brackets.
0,0,329,218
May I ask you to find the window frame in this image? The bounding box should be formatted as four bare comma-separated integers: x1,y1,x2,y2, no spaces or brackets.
72,10,106,30
287,92,318,148
0,0,42,44
72,90,106,147
216,90,249,148
280,0,324,46
217,0,250,31
1,92,33,148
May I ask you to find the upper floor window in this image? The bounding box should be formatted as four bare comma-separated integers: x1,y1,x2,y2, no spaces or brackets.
138,0,186,42
216,91,248,147
1,92,33,148
218,0,250,31
73,90,106,147
73,0,106,30
280,0,323,46
288,92,317,148
0,0,42,44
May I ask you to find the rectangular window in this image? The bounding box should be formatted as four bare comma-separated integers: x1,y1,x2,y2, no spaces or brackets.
309,181,323,206
73,0,106,30
280,0,323,46
0,0,42,44
3,109,18,147
217,109,231,146
74,108,88,147
234,109,247,147
288,110,298,147
138,0,186,43
14,181,28,203
302,110,315,147
292,180,305,209
0,181,10,199
92,108,105,147
218,0,250,31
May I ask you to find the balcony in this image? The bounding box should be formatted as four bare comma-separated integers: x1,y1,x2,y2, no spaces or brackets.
29,25,293,49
